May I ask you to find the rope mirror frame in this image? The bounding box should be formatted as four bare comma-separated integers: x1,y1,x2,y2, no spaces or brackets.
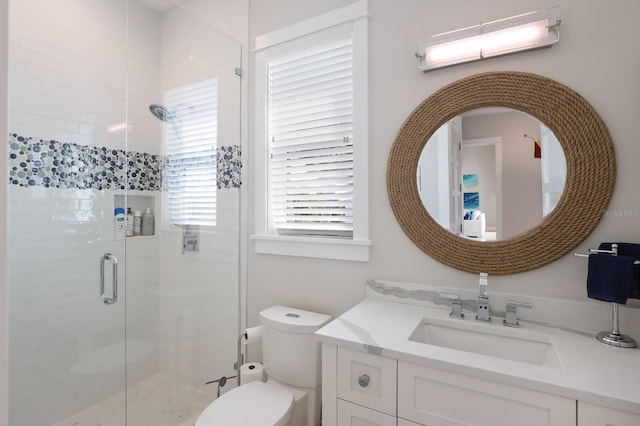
387,71,615,275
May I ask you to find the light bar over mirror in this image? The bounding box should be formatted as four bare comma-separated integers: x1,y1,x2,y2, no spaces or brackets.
417,8,561,72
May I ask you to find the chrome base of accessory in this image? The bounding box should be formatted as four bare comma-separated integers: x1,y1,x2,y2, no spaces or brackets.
596,331,637,348
596,302,638,348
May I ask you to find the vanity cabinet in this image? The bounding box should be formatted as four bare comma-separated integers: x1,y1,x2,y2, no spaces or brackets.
322,343,577,426
318,288,640,426
337,399,396,426
398,361,575,426
336,346,397,416
323,345,398,426
578,402,640,426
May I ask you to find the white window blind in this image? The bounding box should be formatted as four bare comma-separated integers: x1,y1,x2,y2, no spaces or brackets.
163,78,218,227
266,24,354,237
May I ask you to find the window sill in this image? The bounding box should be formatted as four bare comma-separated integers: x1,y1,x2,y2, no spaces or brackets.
251,234,371,262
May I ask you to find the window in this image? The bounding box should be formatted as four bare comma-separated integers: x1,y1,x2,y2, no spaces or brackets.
253,1,370,261
163,78,218,227
268,24,354,238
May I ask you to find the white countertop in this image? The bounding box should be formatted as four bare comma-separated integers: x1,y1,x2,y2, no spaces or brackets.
316,288,640,414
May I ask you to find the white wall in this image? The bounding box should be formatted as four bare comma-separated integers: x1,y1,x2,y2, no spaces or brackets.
461,145,496,230
419,124,451,230
247,0,640,328
181,0,249,45
10,0,124,149
128,0,163,155
0,1,7,424
463,111,542,238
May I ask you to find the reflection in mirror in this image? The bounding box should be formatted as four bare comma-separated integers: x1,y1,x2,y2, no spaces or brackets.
388,71,615,274
417,108,566,241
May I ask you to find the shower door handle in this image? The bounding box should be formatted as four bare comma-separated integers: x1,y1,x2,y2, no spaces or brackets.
100,253,118,305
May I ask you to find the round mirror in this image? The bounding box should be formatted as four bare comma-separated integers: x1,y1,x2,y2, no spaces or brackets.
418,108,566,241
387,71,615,275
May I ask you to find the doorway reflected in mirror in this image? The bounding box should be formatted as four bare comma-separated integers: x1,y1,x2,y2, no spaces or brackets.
417,108,566,241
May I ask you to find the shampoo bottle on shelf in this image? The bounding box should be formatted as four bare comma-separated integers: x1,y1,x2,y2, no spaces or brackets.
133,210,142,236
126,207,134,237
114,208,126,240
142,207,154,236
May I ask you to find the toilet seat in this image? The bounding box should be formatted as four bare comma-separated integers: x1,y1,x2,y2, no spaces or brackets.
195,381,294,426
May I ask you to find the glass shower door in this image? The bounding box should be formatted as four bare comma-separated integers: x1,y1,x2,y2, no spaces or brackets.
7,1,242,424
7,0,129,424
122,4,242,424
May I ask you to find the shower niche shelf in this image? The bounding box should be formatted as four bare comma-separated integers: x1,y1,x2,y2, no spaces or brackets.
114,193,158,238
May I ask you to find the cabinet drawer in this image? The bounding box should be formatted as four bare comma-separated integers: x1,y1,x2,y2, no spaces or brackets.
337,347,397,416
578,401,640,426
398,361,576,426
338,399,397,426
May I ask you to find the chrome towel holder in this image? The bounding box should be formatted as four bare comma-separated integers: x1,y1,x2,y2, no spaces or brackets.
575,244,638,348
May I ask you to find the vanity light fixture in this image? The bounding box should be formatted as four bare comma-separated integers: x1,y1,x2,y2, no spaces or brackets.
416,8,560,72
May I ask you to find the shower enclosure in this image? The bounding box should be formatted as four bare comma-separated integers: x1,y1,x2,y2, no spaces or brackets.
7,1,242,424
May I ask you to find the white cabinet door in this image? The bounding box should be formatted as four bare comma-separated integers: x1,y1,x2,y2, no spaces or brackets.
337,347,397,416
578,401,640,426
398,419,422,426
338,399,397,426
398,361,576,426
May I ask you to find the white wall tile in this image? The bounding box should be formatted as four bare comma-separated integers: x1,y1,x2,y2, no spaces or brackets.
9,0,163,153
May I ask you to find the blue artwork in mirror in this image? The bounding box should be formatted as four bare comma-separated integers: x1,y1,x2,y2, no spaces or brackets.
464,191,480,209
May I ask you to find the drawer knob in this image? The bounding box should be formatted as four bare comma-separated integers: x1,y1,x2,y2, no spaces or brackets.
358,374,370,388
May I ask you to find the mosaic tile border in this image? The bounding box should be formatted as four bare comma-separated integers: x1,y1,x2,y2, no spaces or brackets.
217,145,242,189
8,134,161,191
8,134,242,191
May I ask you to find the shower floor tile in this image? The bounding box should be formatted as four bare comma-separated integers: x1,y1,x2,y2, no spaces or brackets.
54,374,215,426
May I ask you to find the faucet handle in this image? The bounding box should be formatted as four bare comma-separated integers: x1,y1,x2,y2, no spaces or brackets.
503,300,532,327
439,291,460,300
507,300,532,309
439,292,464,320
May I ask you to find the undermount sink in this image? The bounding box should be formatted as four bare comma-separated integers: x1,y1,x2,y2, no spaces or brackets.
408,317,562,369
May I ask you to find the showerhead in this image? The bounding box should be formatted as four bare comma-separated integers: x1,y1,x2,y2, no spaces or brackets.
149,104,178,123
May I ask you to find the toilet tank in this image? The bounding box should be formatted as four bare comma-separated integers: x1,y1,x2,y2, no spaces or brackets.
259,306,332,389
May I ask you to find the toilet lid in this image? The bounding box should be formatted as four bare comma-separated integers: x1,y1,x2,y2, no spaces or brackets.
195,381,294,426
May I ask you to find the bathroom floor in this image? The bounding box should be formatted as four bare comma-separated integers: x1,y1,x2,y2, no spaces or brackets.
54,374,215,426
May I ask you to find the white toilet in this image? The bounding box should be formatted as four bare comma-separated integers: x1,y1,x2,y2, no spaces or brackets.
195,305,332,426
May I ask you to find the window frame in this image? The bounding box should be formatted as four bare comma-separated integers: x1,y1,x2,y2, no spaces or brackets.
252,0,370,262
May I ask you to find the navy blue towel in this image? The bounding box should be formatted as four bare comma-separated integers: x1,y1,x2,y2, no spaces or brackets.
586,253,637,304
598,243,640,299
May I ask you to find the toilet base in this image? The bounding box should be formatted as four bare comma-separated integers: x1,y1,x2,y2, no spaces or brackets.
266,378,320,426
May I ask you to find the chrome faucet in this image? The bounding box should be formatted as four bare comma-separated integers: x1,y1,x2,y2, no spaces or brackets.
475,272,491,322
503,300,532,327
439,292,464,319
